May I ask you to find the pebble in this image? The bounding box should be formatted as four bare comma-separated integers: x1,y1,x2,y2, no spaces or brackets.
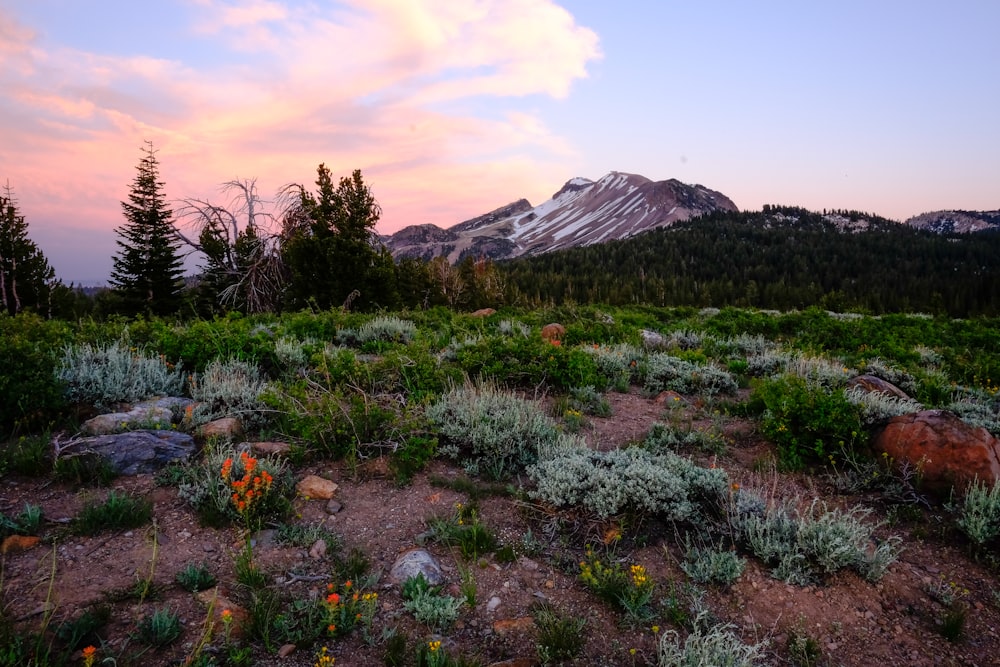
487,597,501,612
325,499,342,514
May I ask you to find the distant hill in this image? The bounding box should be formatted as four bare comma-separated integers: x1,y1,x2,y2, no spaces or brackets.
904,210,1000,234
384,171,738,262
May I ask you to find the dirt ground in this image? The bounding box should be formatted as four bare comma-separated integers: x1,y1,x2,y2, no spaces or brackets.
3,390,1000,666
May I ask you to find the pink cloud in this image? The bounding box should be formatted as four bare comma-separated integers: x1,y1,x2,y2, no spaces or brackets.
0,1,601,280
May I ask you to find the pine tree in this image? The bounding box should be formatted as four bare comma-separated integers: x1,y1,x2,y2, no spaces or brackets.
110,142,184,316
281,165,397,310
0,181,56,316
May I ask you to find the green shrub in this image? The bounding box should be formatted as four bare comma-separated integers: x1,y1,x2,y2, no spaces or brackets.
56,340,184,411
427,381,583,479
752,374,863,469
578,547,655,619
530,447,727,520
422,502,498,559
1,433,52,477
135,607,181,647
532,602,586,664
957,479,1000,546
0,503,42,539
0,313,71,435
175,563,217,592
454,334,601,391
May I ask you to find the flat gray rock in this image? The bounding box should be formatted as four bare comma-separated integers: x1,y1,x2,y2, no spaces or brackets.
73,430,196,475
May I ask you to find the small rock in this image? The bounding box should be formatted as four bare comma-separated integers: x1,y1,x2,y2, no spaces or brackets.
199,417,243,441
309,539,327,559
202,543,216,552
297,475,338,500
487,597,502,613
251,441,292,457
325,499,343,514
517,557,538,571
492,617,535,635
277,644,297,658
544,580,555,589
1,535,41,553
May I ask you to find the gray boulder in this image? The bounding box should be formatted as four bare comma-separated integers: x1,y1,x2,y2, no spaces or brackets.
71,430,196,475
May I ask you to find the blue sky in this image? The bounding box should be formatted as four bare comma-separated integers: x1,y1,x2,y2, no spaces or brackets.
2,0,998,283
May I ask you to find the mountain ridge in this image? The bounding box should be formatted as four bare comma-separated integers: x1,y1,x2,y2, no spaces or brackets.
385,171,738,262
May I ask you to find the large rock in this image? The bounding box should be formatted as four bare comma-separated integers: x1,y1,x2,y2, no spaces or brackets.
540,323,565,342
389,548,444,586
847,374,910,400
81,397,194,435
872,409,1000,494
70,430,196,475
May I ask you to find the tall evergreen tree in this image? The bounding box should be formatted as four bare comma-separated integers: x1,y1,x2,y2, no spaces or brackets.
110,141,184,316
0,182,56,316
281,165,397,310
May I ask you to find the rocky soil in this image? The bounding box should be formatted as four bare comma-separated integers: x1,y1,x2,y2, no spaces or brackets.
3,391,1000,666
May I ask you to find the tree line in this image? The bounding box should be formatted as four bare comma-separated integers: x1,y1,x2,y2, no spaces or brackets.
500,206,1000,317
4,148,999,321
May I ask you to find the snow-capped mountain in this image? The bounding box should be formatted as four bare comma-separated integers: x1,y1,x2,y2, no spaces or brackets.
386,171,738,262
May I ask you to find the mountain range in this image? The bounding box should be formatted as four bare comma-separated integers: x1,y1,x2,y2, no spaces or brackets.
384,171,998,262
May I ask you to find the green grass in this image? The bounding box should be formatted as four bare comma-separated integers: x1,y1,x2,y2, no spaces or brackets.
72,491,153,535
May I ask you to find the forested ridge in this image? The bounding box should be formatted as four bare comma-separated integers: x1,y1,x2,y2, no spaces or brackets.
501,206,1000,316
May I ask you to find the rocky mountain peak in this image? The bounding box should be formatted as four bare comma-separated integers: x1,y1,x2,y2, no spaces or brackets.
385,171,738,263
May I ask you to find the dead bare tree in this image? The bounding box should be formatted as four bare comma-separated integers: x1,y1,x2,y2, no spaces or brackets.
174,179,288,313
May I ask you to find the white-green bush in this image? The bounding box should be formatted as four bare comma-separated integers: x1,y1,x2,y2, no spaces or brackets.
356,315,417,344
57,341,184,410
427,382,584,479
584,343,643,391
732,495,902,584
957,479,1000,546
680,540,746,586
274,336,315,373
643,353,738,396
718,334,777,357
861,357,918,394
657,613,768,667
946,389,1000,436
785,354,854,388
745,349,792,377
529,447,727,520
188,359,270,430
497,319,530,337
843,385,923,426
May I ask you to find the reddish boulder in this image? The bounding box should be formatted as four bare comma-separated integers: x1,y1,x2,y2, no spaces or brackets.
872,409,1000,494
470,308,496,317
847,374,910,400
540,323,566,342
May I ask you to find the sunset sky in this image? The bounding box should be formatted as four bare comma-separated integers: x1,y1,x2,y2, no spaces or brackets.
2,0,998,283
